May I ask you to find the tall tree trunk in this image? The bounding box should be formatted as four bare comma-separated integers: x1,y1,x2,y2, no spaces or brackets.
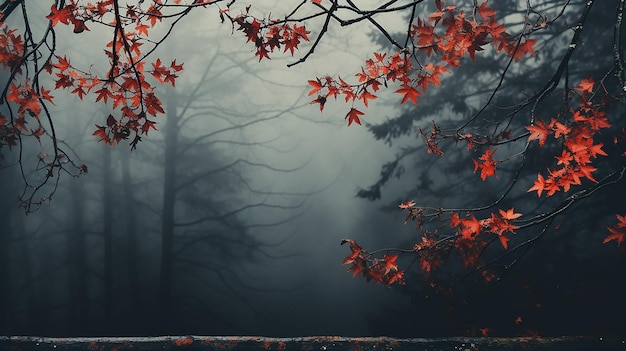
102,144,114,332
158,90,178,330
120,148,140,328
14,211,38,333
68,177,89,333
0,152,13,333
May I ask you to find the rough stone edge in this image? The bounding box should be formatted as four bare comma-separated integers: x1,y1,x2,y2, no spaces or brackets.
0,335,624,351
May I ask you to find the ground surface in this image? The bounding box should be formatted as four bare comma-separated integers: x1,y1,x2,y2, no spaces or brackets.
1,336,625,351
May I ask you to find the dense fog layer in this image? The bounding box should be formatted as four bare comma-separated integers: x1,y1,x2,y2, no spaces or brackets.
1,1,625,337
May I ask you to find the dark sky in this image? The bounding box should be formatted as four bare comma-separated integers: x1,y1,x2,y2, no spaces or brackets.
1,0,625,338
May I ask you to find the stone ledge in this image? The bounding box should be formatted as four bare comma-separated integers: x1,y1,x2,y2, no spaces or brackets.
1,336,624,351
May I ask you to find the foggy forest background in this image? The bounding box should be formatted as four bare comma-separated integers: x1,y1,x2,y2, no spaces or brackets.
1,0,625,337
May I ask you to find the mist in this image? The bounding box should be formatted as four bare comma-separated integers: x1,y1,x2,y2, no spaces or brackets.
1,0,625,338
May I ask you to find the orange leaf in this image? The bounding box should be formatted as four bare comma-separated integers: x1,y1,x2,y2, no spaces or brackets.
341,239,365,268
603,226,625,247
528,173,546,197
499,208,522,220
551,120,570,138
307,79,323,96
526,120,550,147
398,200,415,209
93,125,109,143
382,254,398,274
478,1,496,21
460,214,482,239
499,234,509,249
52,56,72,72
510,38,536,61
385,270,405,285
472,147,497,180
576,77,595,93
46,5,73,27
450,213,461,228
615,214,626,228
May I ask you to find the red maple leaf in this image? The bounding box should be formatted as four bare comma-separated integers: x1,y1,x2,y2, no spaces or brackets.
255,45,271,61
151,58,169,84
345,108,364,126
94,87,112,104
53,56,72,72
39,87,55,104
340,239,363,265
396,83,421,105
551,120,570,139
71,86,86,100
307,79,323,96
603,225,625,247
472,147,497,180
498,234,509,249
311,95,326,111
398,200,416,209
135,23,150,36
478,1,496,21
71,18,89,33
283,34,301,56
358,90,377,107
526,120,550,147
382,254,398,274
93,125,109,143
576,77,595,93
46,5,73,27
292,23,310,41
499,208,522,220
170,60,184,72
385,270,405,285
141,119,158,135
510,38,536,61
238,18,261,43
615,214,626,229
144,92,165,116
450,213,461,228
460,214,482,239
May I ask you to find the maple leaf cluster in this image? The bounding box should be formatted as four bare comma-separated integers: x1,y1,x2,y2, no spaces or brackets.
1,1,188,151
0,23,22,69
0,23,26,149
341,65,626,289
41,1,188,147
2,0,318,209
4,81,50,144
439,208,519,270
340,239,406,286
229,6,311,62
343,70,626,286
526,78,610,197
309,0,535,126
472,147,498,181
341,200,524,286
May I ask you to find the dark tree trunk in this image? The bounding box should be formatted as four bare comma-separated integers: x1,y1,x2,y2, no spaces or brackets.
0,152,13,333
120,148,140,328
102,144,114,332
158,90,179,330
68,178,89,333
